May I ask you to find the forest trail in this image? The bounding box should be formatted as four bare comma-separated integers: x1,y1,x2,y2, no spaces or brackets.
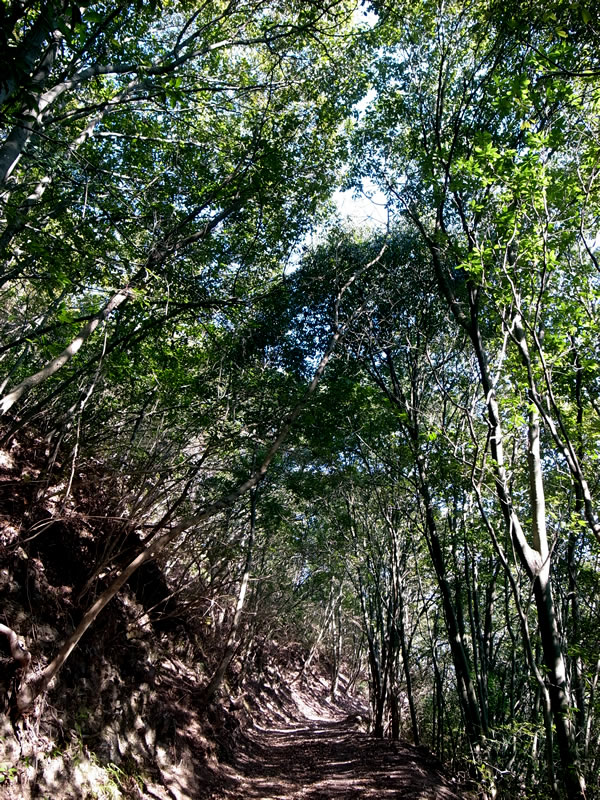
206,702,463,800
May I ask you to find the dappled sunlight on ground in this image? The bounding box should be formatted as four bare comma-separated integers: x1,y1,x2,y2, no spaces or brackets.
206,713,463,800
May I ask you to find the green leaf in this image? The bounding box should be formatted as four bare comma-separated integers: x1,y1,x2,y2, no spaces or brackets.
55,17,73,39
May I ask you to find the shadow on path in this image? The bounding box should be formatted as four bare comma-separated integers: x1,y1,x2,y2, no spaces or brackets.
207,715,463,799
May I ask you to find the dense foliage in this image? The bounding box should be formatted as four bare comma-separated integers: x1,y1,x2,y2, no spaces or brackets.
2,2,600,798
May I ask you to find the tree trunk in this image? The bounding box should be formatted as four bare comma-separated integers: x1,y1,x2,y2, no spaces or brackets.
389,689,400,741
474,318,584,798
0,289,131,414
202,488,256,704
397,586,419,745
418,475,484,746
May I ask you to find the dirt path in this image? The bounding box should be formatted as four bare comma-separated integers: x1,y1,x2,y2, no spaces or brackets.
207,715,464,800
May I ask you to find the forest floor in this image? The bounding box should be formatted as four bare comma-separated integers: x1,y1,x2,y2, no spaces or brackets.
203,680,465,800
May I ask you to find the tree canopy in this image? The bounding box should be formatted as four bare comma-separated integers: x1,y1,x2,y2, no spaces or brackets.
2,2,600,799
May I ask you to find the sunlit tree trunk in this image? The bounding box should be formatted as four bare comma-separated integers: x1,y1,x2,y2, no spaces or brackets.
467,297,583,798
0,289,131,414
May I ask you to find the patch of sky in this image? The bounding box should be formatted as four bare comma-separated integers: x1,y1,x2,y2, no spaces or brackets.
585,230,600,252
332,176,389,231
282,4,390,274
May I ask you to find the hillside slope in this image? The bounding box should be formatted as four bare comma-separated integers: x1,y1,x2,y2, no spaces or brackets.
0,436,466,799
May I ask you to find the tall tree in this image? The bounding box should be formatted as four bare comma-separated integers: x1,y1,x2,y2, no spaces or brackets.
350,1,600,795
0,0,374,715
